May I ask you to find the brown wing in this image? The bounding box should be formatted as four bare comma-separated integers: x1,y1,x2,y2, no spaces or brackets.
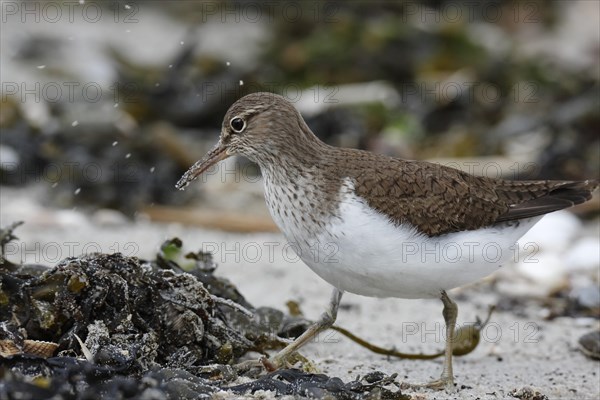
349,155,598,236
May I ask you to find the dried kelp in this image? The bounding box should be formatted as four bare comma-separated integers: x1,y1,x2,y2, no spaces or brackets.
0,245,304,372
228,369,410,399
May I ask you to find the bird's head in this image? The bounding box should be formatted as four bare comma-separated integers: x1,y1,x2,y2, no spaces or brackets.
176,92,317,189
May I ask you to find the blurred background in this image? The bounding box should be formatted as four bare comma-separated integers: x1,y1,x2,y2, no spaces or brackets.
2,0,598,217
1,0,599,393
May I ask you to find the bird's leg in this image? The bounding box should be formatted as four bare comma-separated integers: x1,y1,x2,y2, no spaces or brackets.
424,290,458,390
262,288,343,371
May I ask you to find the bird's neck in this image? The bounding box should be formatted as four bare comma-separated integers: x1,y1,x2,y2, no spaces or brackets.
255,122,331,183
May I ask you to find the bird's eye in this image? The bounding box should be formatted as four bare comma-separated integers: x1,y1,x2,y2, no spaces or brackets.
230,117,246,133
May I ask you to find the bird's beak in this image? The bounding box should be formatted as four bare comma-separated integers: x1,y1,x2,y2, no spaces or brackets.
176,141,231,190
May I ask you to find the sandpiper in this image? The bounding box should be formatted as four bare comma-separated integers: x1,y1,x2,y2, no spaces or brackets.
177,92,598,389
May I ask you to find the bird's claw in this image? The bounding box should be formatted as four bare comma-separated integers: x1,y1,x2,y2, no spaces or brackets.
421,376,455,391
260,355,281,372
258,352,317,372
401,376,455,391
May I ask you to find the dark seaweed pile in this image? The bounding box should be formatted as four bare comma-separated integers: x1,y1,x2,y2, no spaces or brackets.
0,224,407,399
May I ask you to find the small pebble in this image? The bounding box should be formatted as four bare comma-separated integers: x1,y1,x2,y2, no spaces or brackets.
578,332,600,360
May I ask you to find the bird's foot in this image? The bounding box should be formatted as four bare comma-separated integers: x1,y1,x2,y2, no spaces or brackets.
418,375,455,391
401,375,455,391
260,352,317,372
260,355,282,372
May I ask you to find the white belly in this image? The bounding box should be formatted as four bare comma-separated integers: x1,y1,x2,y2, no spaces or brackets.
263,175,541,299
282,190,540,299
